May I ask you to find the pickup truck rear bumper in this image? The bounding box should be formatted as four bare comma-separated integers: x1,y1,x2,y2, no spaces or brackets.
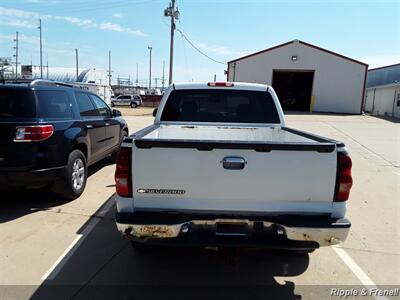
115,211,350,249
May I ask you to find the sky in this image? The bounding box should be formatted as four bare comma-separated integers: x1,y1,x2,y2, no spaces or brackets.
0,0,399,85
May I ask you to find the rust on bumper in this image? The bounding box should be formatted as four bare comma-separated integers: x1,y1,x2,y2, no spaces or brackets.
116,218,350,247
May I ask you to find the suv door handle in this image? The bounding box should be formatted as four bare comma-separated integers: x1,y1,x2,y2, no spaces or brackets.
222,157,246,170
86,124,93,129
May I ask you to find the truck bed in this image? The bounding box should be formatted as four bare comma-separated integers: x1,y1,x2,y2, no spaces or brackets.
133,124,340,153
128,124,341,215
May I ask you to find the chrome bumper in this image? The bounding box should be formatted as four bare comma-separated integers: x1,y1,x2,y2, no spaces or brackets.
116,218,350,247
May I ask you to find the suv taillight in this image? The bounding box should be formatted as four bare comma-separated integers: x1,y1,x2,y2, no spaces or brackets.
335,152,353,202
115,148,132,197
14,125,54,142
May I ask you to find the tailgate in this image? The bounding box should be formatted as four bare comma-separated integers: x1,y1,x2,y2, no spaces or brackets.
130,125,338,215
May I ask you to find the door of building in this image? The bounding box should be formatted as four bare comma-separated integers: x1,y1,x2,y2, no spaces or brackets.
393,90,400,119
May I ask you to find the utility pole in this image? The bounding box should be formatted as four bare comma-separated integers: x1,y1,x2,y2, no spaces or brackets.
38,19,43,79
214,74,216,82
46,55,49,79
108,50,112,86
13,32,18,79
162,60,165,90
135,63,139,87
164,0,179,85
75,48,79,81
148,46,152,89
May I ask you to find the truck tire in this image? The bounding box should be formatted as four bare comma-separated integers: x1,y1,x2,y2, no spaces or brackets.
285,249,315,255
130,102,138,108
56,150,87,200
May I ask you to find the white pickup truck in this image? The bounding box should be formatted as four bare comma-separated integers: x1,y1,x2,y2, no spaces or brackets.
115,82,352,252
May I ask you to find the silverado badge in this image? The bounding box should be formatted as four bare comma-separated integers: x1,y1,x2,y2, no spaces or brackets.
137,188,186,195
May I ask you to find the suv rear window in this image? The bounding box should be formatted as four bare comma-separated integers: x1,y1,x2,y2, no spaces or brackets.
35,91,72,119
0,88,36,119
160,89,280,123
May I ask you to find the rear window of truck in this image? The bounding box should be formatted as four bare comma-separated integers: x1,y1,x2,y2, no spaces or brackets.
160,89,280,123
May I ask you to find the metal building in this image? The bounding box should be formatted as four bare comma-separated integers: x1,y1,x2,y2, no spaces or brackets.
364,63,400,119
227,40,368,114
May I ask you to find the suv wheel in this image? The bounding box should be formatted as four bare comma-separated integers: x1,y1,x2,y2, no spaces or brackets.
130,102,138,108
56,150,87,199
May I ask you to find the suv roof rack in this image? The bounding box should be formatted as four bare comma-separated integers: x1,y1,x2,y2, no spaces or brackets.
30,79,81,88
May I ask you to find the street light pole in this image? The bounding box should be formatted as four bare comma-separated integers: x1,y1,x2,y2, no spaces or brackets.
136,63,138,87
148,46,152,89
162,60,165,90
108,50,112,86
75,48,79,82
13,32,18,80
38,19,43,79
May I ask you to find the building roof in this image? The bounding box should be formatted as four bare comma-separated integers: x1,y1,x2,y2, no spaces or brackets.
227,39,368,67
367,63,400,88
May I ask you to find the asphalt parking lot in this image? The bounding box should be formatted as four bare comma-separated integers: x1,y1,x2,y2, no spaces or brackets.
0,109,399,300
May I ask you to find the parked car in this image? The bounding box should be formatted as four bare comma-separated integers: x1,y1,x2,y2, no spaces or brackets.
111,94,142,108
115,82,352,253
0,80,129,199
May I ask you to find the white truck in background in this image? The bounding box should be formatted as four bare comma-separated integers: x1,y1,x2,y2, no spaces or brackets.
115,82,353,252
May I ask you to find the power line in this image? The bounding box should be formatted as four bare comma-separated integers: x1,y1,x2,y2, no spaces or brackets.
175,28,226,65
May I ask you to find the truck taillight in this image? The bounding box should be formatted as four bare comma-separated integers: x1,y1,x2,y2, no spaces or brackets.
14,125,54,142
335,152,353,202
115,148,132,197
207,82,234,87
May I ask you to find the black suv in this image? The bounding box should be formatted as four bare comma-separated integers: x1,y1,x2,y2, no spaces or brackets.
0,80,128,199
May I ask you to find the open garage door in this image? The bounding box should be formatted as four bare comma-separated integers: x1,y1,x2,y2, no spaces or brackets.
272,70,314,112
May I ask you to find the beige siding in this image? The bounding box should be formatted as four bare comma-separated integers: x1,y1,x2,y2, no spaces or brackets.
364,89,375,112
228,41,366,114
366,84,399,117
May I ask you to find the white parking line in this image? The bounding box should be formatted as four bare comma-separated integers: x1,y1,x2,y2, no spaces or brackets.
41,198,115,281
333,246,388,300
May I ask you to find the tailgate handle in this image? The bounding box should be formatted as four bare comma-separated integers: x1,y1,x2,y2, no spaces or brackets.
222,157,246,170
